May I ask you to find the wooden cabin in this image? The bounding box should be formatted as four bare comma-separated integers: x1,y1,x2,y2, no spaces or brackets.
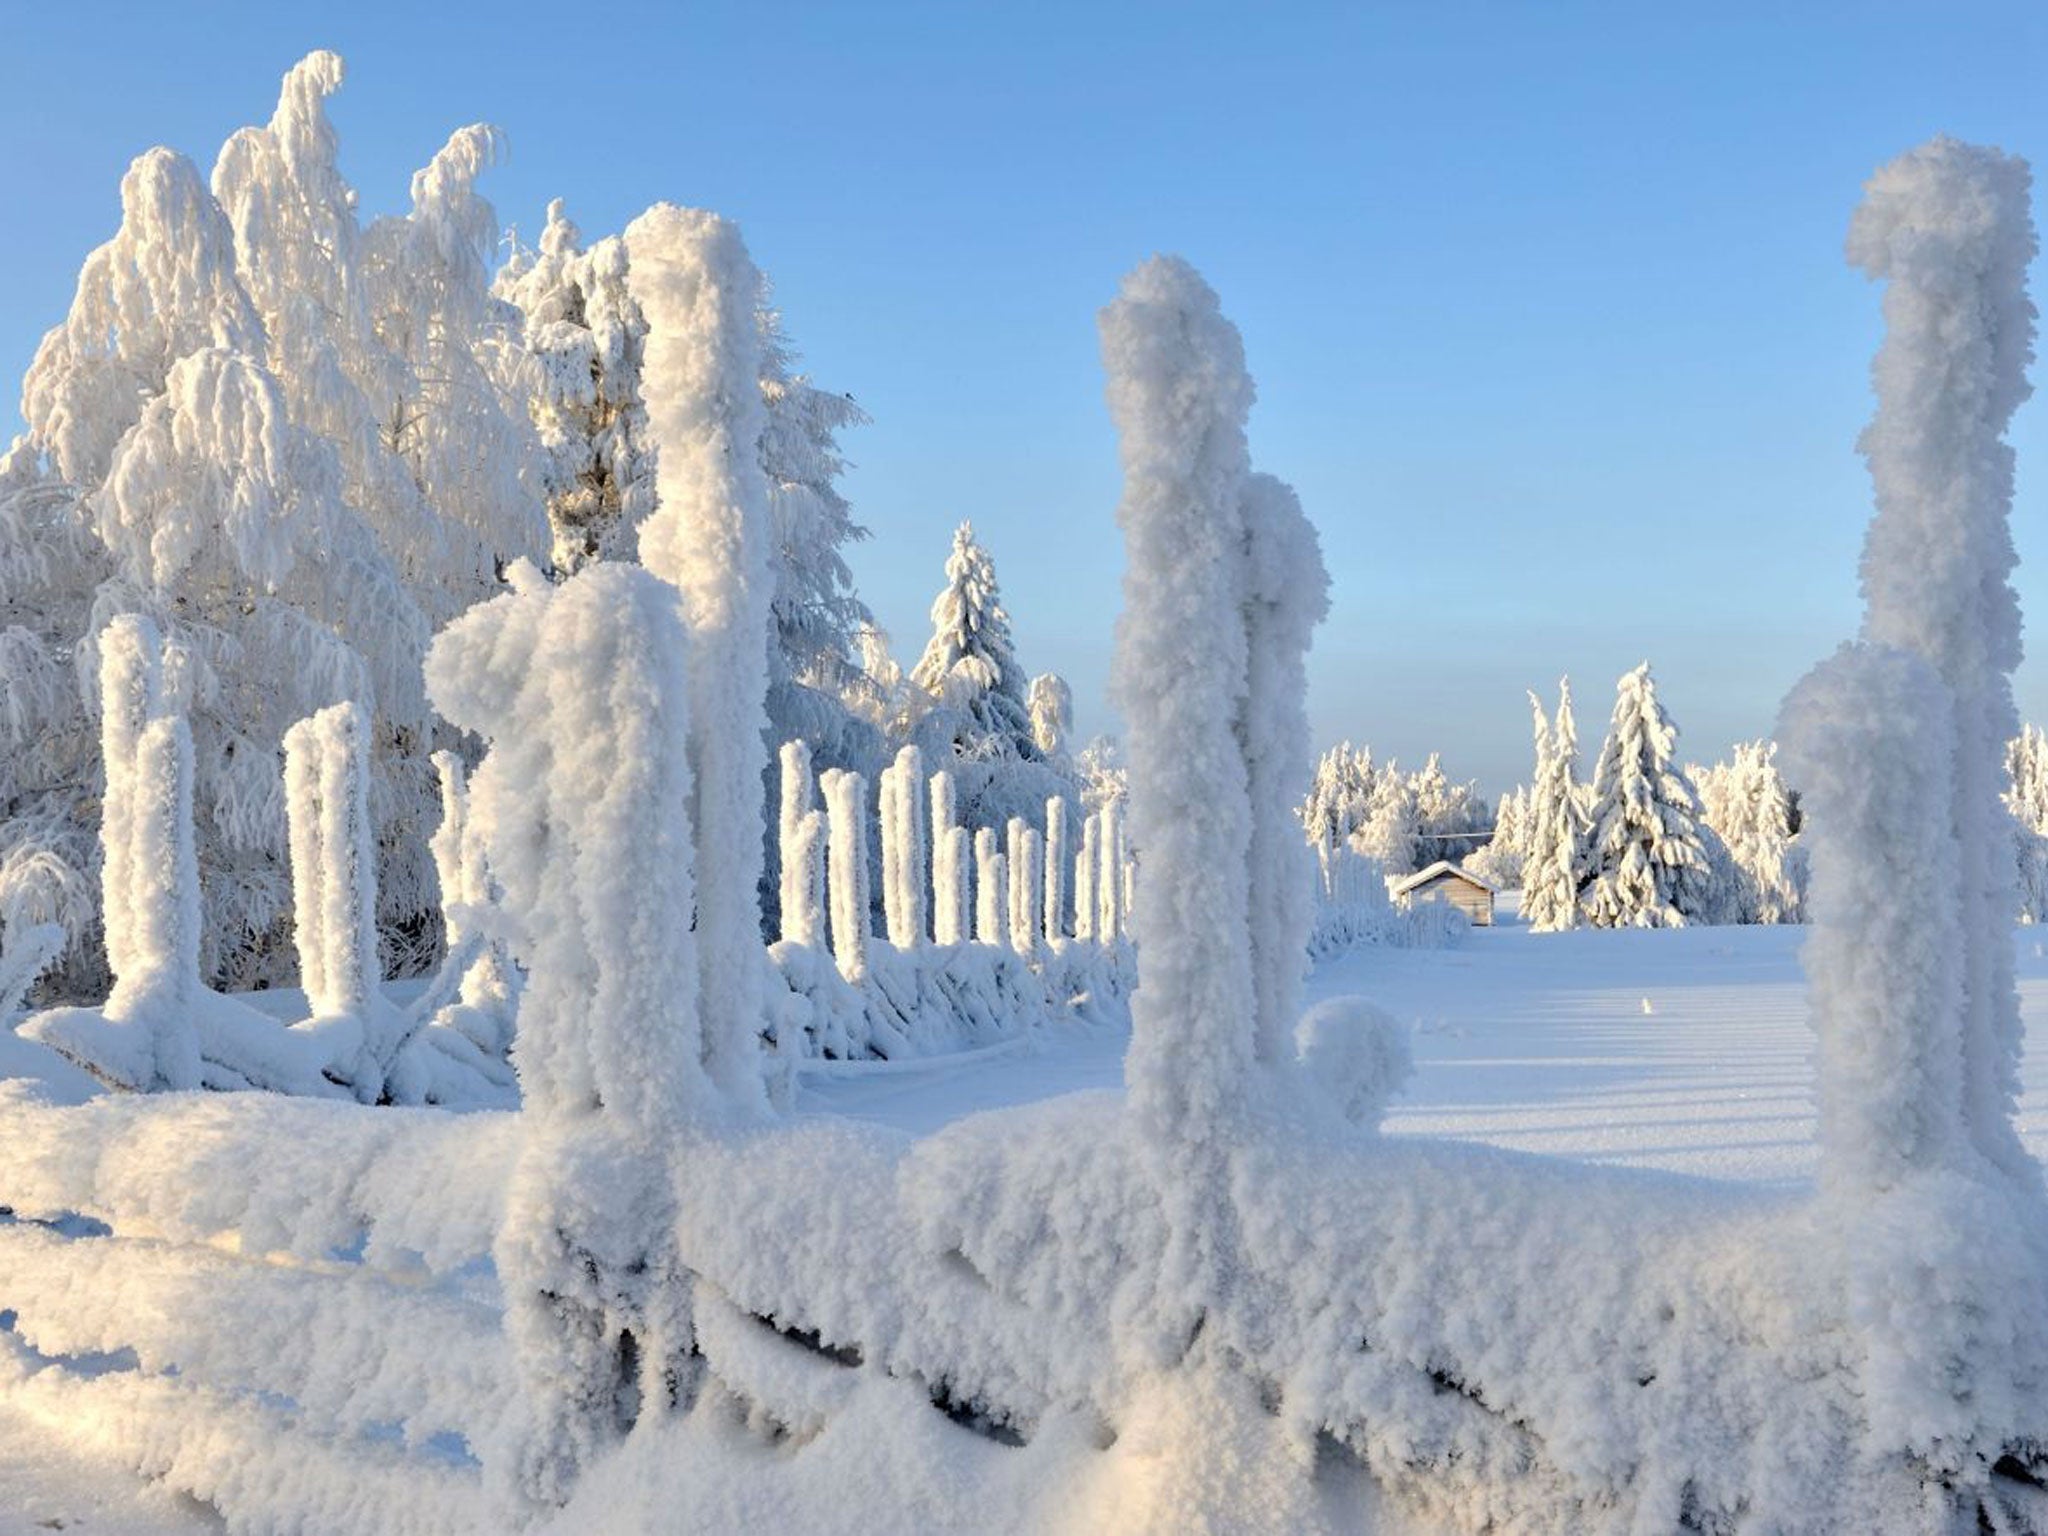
1392,860,1495,927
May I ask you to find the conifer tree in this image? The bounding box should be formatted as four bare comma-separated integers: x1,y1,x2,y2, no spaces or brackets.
1521,680,1589,931
1582,663,1718,928
911,521,1037,758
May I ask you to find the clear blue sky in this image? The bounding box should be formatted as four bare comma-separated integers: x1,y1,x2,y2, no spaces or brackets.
4,2,2048,795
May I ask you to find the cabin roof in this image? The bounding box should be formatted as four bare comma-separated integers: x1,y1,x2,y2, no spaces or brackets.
1392,859,1496,898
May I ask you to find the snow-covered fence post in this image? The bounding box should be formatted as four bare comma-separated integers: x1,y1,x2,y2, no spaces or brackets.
1007,818,1042,961
1044,795,1069,942
974,827,1004,945
30,615,203,1090
283,701,400,1097
776,742,827,951
1075,813,1098,943
1238,473,1329,1062
1100,257,1263,1333
931,770,968,945
1096,798,1124,944
778,740,818,945
822,768,870,983
1774,140,2048,1477
429,749,519,1053
426,563,712,1512
627,202,774,1112
880,744,927,948
1782,648,1965,1190
1845,139,2038,1182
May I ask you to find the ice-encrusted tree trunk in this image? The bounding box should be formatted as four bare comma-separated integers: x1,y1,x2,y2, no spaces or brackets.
627,204,776,1110
1847,138,2037,1181
426,563,710,1511
1238,472,1329,1063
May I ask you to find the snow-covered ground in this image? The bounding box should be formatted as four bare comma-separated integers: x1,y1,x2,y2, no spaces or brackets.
802,903,2048,1188
15,906,2048,1530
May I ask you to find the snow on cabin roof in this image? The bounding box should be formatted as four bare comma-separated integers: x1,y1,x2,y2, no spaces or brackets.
1392,860,1496,897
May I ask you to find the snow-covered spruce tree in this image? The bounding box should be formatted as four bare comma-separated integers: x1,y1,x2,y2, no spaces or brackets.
2005,726,2048,921
911,521,1038,757
1521,679,1590,931
1466,785,1526,889
1581,664,1719,928
1697,741,1801,924
1850,138,2037,1182
427,562,710,1512
627,202,776,1110
758,312,878,758
1354,757,1419,873
494,199,655,575
1028,671,1073,760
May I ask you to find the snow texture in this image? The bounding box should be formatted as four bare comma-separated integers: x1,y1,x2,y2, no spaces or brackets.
627,202,775,1113
1848,137,2038,1181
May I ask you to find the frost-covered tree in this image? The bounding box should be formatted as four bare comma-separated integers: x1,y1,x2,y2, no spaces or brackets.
1582,664,1719,928
2006,726,2048,922
18,123,450,992
1027,672,1073,760
758,315,875,752
0,442,108,995
360,124,548,622
494,199,654,575
1696,741,1801,924
911,521,1037,758
1521,681,1589,932
1466,785,1525,889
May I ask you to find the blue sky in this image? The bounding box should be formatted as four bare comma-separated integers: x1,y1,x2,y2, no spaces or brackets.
4,2,2048,794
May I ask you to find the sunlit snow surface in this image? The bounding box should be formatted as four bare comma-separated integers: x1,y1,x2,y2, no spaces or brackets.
801,899,2048,1188
16,907,2048,1531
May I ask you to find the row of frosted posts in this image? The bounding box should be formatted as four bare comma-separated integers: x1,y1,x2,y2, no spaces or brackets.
777,741,1133,980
